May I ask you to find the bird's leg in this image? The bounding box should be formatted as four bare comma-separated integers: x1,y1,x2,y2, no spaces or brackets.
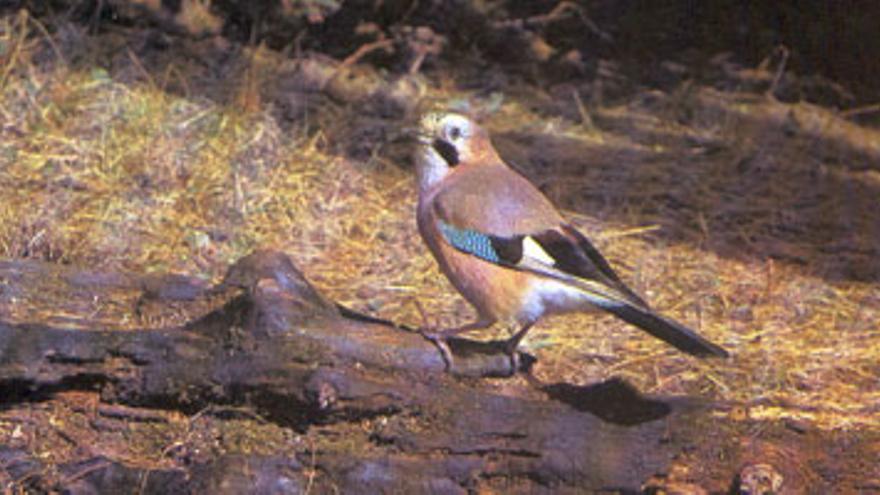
420,318,495,371
502,322,535,371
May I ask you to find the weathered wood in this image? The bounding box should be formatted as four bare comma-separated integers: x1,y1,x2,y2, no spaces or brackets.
0,251,718,493
1,446,311,494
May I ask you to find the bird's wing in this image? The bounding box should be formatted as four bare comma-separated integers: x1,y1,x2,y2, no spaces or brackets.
433,207,647,308
430,165,647,306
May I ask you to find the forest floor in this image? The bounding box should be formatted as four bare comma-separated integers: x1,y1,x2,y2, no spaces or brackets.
1,5,879,492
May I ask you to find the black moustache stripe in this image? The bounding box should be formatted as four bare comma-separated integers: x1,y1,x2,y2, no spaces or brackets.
432,138,460,167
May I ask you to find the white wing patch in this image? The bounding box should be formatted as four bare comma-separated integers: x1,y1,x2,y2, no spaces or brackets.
522,236,556,266
518,235,636,307
518,277,603,323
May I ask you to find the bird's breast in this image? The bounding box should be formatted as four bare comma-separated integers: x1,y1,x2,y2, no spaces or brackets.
417,204,534,322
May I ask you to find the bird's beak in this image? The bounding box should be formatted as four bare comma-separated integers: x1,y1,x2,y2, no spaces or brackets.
396,125,432,145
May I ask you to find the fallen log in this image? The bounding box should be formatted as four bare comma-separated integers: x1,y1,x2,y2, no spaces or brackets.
0,250,724,493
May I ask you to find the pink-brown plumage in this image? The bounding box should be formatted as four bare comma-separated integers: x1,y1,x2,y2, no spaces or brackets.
418,179,537,325
412,112,728,360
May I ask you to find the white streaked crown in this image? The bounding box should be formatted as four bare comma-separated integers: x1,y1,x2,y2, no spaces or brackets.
414,112,478,193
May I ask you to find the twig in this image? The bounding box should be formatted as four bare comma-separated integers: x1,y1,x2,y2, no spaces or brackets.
765,45,789,101
50,424,80,446
492,1,576,29
339,38,394,69
320,38,394,91
600,225,662,240
161,64,191,96
303,438,317,495
293,29,307,59
27,12,67,67
97,404,171,422
137,468,152,495
408,50,427,74
0,10,30,89
490,1,612,42
188,404,269,423
413,298,433,329
840,103,880,118
572,88,595,130
400,0,420,25
127,48,158,91
764,258,775,300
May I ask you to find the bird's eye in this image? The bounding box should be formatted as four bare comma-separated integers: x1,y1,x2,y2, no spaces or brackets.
449,126,462,140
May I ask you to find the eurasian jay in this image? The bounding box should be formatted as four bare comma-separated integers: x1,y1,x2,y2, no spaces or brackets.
412,112,728,365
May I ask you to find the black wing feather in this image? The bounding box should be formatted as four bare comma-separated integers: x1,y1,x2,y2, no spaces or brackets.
533,225,648,307
559,225,626,285
603,303,729,358
490,235,524,265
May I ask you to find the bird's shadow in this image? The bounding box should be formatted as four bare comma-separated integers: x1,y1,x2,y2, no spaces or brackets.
445,337,678,426
540,377,674,426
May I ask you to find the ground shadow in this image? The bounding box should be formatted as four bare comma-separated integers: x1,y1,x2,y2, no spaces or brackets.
542,377,673,426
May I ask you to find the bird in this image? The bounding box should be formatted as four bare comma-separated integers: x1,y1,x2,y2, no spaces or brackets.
411,111,728,368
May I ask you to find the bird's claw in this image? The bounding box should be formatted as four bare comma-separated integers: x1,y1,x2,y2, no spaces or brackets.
501,339,521,374
420,329,454,371
419,329,524,375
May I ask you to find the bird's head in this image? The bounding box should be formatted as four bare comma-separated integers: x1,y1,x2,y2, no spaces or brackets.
412,112,497,192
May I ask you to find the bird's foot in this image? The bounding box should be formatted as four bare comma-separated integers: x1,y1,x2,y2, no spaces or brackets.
501,339,521,375
419,329,455,371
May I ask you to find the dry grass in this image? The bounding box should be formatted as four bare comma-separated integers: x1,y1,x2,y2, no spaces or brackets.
1,8,878,448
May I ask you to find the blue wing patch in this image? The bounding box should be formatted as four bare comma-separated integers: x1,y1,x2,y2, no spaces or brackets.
437,221,501,263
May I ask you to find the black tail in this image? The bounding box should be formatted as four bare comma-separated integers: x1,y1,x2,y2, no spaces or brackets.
604,304,729,358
